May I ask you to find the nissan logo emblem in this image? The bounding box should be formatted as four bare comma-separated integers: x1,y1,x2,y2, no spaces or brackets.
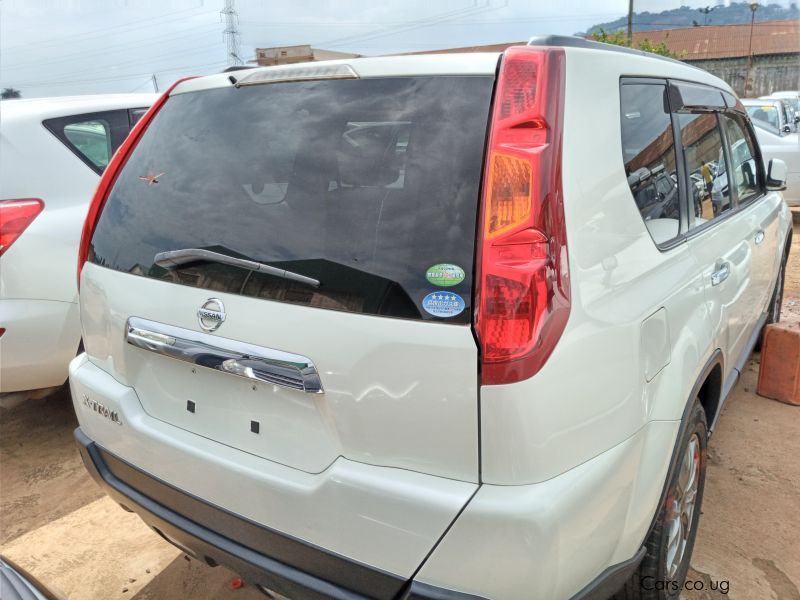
198,298,226,332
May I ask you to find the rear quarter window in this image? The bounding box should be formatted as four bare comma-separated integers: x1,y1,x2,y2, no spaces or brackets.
620,81,681,246
43,108,148,175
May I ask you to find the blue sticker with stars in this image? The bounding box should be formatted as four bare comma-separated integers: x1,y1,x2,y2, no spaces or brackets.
422,291,465,318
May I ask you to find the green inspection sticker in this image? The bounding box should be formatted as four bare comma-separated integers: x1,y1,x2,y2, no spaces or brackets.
426,263,465,287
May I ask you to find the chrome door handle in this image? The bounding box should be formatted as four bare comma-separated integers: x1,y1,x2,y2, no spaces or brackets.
711,263,730,286
126,317,323,393
754,230,765,245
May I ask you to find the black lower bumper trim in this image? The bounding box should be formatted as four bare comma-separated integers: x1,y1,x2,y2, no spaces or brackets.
74,428,485,600
569,545,647,600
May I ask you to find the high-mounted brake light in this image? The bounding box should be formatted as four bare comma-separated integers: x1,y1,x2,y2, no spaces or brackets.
77,76,197,288
0,198,44,257
235,63,358,87
474,46,570,385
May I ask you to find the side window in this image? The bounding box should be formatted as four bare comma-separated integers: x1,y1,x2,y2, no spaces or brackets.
63,119,112,170
620,82,681,245
677,112,732,230
720,114,762,206
43,109,136,175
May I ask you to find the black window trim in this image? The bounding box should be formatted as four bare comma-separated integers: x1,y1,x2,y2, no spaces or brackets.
619,75,769,252
619,77,688,252
718,110,767,209
43,107,148,176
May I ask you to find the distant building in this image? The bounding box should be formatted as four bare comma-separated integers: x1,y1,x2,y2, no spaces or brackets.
252,44,361,67
631,21,800,97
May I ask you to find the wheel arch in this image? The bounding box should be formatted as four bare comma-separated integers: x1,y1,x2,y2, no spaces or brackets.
643,348,722,543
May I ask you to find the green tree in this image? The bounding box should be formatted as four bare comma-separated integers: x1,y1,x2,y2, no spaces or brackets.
590,29,685,59
1,88,22,99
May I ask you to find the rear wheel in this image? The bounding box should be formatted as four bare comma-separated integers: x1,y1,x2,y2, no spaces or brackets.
616,400,707,599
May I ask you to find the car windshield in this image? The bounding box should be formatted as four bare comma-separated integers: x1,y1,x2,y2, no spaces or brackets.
746,104,780,130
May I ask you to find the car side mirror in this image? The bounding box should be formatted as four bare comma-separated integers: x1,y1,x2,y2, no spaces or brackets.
783,124,791,133
767,158,787,191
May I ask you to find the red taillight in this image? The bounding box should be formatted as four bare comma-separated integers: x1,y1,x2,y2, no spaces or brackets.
474,46,570,385
0,198,44,257
77,76,197,288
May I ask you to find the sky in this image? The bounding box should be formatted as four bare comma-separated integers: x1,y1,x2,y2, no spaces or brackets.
0,0,795,98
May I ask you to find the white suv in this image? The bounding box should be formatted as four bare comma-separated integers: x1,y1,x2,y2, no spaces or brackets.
70,37,792,600
0,94,156,398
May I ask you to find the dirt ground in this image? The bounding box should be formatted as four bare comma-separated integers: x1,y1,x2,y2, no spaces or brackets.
1,217,799,600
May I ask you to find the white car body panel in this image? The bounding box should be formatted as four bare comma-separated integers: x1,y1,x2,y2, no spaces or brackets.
415,420,680,599
0,94,157,393
79,262,480,481
0,299,80,392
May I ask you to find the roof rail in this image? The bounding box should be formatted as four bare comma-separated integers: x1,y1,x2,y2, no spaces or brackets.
527,34,687,68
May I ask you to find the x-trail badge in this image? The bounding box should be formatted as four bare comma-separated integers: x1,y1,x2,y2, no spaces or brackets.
198,298,226,332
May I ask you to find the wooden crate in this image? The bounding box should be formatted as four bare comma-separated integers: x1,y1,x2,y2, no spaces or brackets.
757,323,800,406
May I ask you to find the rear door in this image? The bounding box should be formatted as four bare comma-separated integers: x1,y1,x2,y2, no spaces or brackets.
718,112,781,326
678,107,754,379
81,75,494,482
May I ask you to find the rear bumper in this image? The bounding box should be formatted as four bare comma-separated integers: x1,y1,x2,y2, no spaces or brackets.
74,427,483,600
71,354,671,599
0,299,80,393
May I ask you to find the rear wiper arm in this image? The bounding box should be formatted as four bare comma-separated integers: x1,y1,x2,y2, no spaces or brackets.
153,248,320,288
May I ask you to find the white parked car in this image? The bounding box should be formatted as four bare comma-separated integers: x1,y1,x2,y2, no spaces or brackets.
70,37,792,600
742,97,796,135
750,121,800,207
0,94,157,398
761,90,800,129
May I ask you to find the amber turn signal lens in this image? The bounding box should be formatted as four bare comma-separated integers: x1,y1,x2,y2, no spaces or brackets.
484,153,531,239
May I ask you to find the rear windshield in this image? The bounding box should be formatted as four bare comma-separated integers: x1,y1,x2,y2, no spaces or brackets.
90,76,494,324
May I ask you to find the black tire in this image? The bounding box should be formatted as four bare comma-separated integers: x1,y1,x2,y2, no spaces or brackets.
756,259,786,351
766,259,785,327
615,400,708,600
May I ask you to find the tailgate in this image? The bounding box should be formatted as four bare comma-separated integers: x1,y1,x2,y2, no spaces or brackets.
81,262,480,479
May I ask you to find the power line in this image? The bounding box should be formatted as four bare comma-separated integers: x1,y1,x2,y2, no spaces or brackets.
8,60,227,90
2,23,220,72
2,6,214,53
239,12,622,26
314,0,504,49
7,40,231,87
128,78,155,93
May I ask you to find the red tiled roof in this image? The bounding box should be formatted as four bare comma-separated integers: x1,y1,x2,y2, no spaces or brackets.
632,20,800,60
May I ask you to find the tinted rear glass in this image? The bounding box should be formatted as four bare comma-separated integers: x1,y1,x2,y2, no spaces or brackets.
89,77,493,323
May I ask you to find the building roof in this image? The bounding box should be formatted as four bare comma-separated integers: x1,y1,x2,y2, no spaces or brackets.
632,20,800,61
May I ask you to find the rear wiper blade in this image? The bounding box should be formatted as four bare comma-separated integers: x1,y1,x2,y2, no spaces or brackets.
154,248,320,288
